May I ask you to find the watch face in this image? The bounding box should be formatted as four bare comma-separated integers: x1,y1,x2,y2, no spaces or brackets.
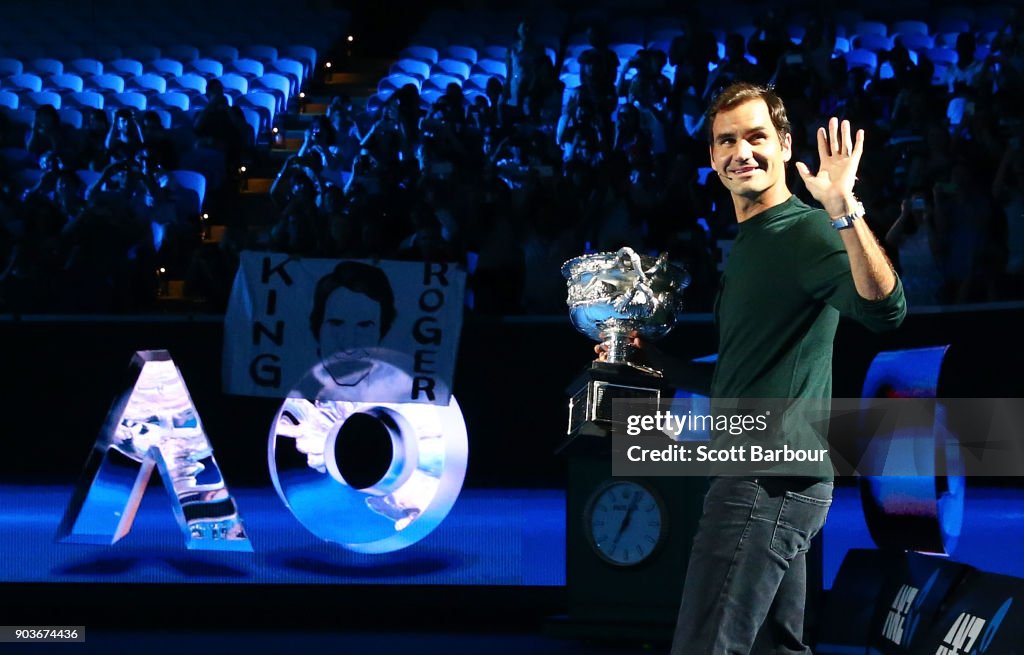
584,480,667,567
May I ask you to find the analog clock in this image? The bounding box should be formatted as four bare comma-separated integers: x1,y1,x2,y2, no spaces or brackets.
583,479,668,567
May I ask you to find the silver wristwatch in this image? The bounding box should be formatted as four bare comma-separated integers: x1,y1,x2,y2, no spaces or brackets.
830,201,865,230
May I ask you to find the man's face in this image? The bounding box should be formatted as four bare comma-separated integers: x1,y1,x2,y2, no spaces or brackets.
709,98,792,202
320,288,382,358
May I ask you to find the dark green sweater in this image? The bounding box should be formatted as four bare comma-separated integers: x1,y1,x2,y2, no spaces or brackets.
709,195,907,478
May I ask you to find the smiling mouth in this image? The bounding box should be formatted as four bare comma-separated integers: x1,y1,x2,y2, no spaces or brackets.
731,166,760,175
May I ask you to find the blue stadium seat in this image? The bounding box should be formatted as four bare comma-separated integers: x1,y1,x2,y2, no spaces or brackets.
169,170,206,214
148,58,185,78
472,59,507,78
379,73,422,94
480,45,508,61
68,91,104,110
239,106,260,142
129,73,168,94
399,45,440,65
189,58,225,78
68,58,103,77
26,58,63,76
6,73,43,92
155,91,190,111
107,59,144,77
268,58,304,92
445,45,478,64
852,34,894,52
58,107,82,128
0,59,25,77
229,58,265,78
218,73,249,97
432,59,471,80
890,20,930,36
424,74,462,92
170,73,207,95
391,59,430,81
853,21,888,37
23,90,62,109
844,49,878,74
240,90,276,127
149,107,173,130
280,45,318,77
111,91,147,111
45,73,84,93
610,43,645,61
252,72,290,111
0,91,18,110
85,74,125,94
894,33,935,52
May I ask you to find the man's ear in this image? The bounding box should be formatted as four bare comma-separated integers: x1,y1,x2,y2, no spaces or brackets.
782,132,793,163
708,146,717,171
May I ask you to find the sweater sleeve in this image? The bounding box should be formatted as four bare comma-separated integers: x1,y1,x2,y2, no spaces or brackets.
797,214,907,333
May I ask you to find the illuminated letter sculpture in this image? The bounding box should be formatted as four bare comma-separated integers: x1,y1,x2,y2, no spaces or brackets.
270,350,468,553
57,350,252,551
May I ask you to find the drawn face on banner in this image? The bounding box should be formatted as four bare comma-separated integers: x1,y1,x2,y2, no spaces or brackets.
310,262,397,387
320,288,382,358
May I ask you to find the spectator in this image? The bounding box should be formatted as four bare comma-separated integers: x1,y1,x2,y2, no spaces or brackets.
503,21,554,120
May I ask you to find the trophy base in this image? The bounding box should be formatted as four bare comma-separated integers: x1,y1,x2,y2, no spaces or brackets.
562,362,670,447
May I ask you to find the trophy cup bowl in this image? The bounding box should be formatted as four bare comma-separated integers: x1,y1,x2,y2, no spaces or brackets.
561,247,690,439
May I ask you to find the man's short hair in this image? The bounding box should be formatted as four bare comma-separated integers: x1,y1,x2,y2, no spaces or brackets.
705,82,791,144
309,261,397,342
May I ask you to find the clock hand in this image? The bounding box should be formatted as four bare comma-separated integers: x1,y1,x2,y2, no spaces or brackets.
610,492,641,552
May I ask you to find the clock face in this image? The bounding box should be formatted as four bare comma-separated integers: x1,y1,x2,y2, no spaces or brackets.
584,480,667,567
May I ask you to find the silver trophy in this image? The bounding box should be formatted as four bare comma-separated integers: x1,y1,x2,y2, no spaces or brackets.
562,247,690,438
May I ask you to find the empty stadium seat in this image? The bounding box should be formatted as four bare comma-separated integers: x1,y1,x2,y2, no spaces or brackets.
44,71,80,93
148,58,185,78
169,170,206,214
6,73,43,92
112,91,147,111
399,45,440,65
85,74,125,94
189,58,224,78
155,91,190,112
58,107,82,128
280,45,318,77
107,59,144,77
853,20,888,37
130,73,168,94
171,73,207,96
26,58,63,76
852,34,894,52
229,58,265,78
0,91,18,110
268,58,304,92
68,58,103,76
891,20,930,36
844,49,878,74
445,45,478,64
68,91,104,110
23,90,62,109
218,73,249,97
0,58,26,77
